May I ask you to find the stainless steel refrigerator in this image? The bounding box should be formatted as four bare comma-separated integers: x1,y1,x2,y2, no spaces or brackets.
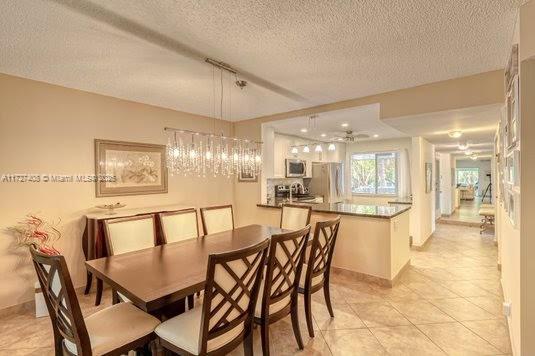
309,162,344,203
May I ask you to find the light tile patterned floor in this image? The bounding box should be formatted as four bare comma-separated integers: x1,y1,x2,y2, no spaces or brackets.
0,223,511,355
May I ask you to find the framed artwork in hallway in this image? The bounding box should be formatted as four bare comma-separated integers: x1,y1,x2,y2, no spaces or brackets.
425,162,433,193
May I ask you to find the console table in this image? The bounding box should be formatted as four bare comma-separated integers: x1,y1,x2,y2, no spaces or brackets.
82,204,193,305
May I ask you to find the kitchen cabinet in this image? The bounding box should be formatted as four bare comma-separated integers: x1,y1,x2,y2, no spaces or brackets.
271,133,344,178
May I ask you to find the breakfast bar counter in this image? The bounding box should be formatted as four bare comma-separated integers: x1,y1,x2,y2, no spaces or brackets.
255,202,411,286
257,201,410,219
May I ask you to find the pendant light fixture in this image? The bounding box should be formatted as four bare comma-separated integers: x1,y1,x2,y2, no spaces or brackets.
328,143,336,151
303,145,310,153
165,59,262,177
315,144,322,152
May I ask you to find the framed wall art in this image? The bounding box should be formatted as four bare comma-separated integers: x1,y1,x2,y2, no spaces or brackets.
425,162,432,193
238,168,258,182
95,139,168,197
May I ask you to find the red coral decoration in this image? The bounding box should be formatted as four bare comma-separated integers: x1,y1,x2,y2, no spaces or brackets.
6,214,61,255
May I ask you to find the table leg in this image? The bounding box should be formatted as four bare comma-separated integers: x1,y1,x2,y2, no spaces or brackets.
95,278,103,306
84,271,93,295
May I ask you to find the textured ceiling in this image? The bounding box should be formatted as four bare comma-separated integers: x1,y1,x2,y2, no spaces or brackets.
0,0,522,120
265,104,406,142
385,104,501,156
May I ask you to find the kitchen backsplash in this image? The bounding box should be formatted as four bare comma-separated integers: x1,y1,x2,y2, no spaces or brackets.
266,177,305,202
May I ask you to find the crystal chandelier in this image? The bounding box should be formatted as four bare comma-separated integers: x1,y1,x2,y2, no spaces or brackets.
165,59,262,178
165,129,262,178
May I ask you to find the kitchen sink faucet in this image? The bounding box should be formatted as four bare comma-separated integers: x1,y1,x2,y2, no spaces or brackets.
289,181,303,203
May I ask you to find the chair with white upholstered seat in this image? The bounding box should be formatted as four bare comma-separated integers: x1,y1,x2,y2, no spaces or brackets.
104,214,157,304
280,204,312,231
159,208,200,243
155,238,270,356
298,216,341,338
30,245,160,356
254,226,311,355
159,208,200,306
200,204,234,235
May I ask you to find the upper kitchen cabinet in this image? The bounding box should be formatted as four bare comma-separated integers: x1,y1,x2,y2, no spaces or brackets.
271,133,345,178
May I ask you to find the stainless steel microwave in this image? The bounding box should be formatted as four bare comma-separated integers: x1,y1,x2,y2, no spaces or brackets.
286,159,307,177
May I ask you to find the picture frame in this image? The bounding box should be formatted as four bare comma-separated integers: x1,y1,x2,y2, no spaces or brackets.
95,139,168,197
425,162,432,193
238,168,258,182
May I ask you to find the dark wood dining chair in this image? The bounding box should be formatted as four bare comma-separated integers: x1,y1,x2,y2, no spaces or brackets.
158,208,200,307
298,216,341,337
104,214,157,306
159,208,200,243
280,204,312,230
254,225,311,355
154,238,270,356
30,245,160,356
200,204,234,235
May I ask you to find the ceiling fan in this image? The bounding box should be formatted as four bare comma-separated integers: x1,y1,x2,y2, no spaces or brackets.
332,130,369,142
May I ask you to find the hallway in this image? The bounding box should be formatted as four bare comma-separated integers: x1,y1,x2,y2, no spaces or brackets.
439,199,483,226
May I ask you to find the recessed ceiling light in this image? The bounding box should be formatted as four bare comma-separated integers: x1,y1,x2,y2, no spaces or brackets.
464,151,472,156
300,128,308,133
373,134,379,138
448,131,463,138
337,138,344,141
320,133,327,137
341,123,349,127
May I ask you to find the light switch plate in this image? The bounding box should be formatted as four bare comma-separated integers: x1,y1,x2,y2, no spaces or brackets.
503,301,512,317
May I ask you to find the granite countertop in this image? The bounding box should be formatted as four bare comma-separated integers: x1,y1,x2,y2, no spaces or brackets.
387,197,413,205
257,201,411,219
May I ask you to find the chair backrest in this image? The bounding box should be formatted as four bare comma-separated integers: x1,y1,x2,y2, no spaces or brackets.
104,214,156,256
199,238,269,354
30,246,91,355
280,204,312,230
304,216,341,290
200,205,234,235
159,208,199,243
260,226,311,318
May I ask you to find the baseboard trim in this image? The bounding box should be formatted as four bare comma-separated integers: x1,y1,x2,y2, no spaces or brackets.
391,260,411,286
411,235,433,251
331,266,393,287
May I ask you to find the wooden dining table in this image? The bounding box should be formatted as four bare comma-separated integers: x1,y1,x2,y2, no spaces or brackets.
85,224,285,317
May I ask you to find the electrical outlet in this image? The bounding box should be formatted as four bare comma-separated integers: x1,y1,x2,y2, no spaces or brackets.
503,301,512,317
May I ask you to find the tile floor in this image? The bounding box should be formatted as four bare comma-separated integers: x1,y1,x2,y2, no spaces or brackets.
0,223,510,355
439,199,483,226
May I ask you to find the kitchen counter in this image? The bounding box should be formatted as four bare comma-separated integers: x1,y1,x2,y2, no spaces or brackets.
387,197,413,205
257,201,410,219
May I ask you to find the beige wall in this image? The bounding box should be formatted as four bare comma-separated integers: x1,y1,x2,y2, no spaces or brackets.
0,74,235,310
409,137,436,247
519,31,535,356
240,70,504,125
498,2,535,354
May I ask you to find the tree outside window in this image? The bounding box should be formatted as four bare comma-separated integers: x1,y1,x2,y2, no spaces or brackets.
351,152,397,195
456,168,479,186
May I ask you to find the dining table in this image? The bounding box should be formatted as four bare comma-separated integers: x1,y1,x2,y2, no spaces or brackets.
85,224,285,318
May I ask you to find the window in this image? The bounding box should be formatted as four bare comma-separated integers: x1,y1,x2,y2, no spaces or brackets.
351,152,397,195
456,168,479,186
